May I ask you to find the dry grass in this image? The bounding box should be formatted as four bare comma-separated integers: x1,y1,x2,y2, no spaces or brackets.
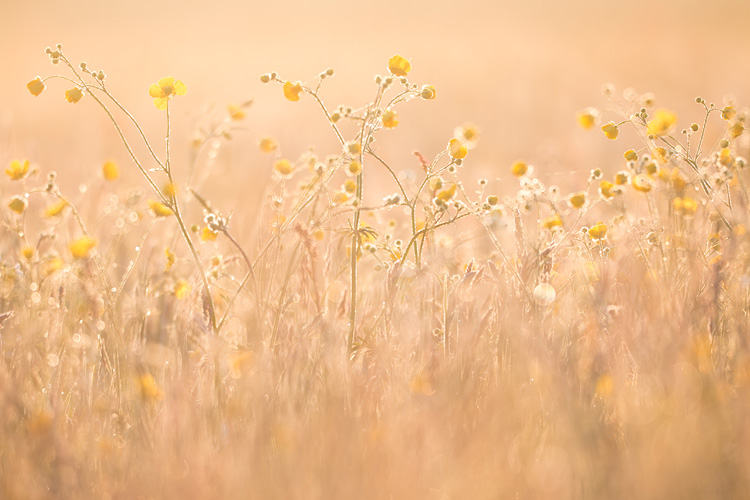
2,45,750,500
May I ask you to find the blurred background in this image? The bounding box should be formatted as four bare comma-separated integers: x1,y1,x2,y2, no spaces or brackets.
2,0,750,198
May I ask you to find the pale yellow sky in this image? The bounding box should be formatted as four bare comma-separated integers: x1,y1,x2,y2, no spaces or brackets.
2,0,750,190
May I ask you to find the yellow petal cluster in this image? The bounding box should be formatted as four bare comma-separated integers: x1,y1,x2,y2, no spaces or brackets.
148,77,187,110
388,55,411,77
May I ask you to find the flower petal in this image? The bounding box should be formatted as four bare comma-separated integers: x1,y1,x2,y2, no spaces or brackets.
149,84,165,98
173,80,187,96
154,97,169,110
157,76,175,88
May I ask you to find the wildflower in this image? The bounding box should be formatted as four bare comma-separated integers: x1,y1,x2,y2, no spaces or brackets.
623,149,638,162
347,142,362,155
542,214,563,229
347,160,362,176
511,160,528,177
599,181,615,199
201,226,218,242
720,148,733,167
615,171,629,185
568,192,587,209
148,76,187,110
721,106,737,121
282,81,303,102
70,236,96,259
436,183,456,202
653,147,668,164
148,200,174,217
21,246,34,260
165,247,175,272
420,85,436,100
576,107,599,130
646,109,677,137
588,221,608,240
533,282,556,305
274,158,294,177
26,77,45,96
259,137,277,153
44,199,68,217
673,196,698,216
8,196,27,214
137,373,164,402
163,182,177,198
448,139,468,159
313,228,325,241
227,104,246,121
429,177,443,191
388,55,411,77
454,123,480,148
174,279,191,299
601,121,619,140
102,160,119,181
65,87,83,103
344,179,357,194
729,121,745,139
43,255,64,276
487,195,499,206
631,174,653,193
382,109,399,129
6,160,30,181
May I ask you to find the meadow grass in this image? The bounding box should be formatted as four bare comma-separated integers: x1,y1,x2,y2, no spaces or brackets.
2,45,750,499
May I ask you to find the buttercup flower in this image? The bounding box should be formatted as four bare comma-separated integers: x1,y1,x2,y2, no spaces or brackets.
8,196,27,214
27,77,45,96
420,85,436,100
283,81,303,102
388,55,411,77
6,160,30,181
601,122,619,140
259,138,277,153
65,87,83,103
102,160,119,181
149,200,174,217
44,199,68,217
448,138,468,159
568,192,587,209
646,109,677,137
576,107,600,130
382,110,399,129
70,236,96,259
274,159,294,177
588,221,608,240
148,77,187,110
511,161,528,177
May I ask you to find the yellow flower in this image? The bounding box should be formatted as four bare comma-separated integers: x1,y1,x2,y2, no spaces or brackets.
721,106,737,121
44,199,68,217
102,160,119,181
576,107,599,130
174,279,191,300
227,104,246,121
388,55,411,77
588,221,608,240
148,76,187,110
6,160,30,181
436,183,456,202
646,109,677,137
259,137,277,153
653,147,668,164
671,168,686,194
27,77,45,97
601,122,619,140
165,247,175,272
568,192,587,209
720,148,733,167
70,236,96,259
43,255,63,276
8,196,27,214
511,160,528,177
599,180,615,199
344,179,357,194
200,226,218,242
631,173,653,193
542,214,562,229
420,85,436,100
65,87,83,104
382,110,399,129
673,197,698,216
149,200,174,217
347,142,362,155
615,171,629,185
313,228,325,241
274,159,294,177
454,123,480,149
347,160,362,176
729,121,745,139
138,373,163,402
448,138,467,159
21,246,34,260
282,81,303,102
623,149,638,162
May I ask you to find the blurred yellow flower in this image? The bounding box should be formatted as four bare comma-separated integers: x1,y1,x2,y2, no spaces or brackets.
138,373,164,402
721,106,737,121
568,192,587,209
646,109,677,137
43,255,64,276
65,87,83,103
729,121,744,139
615,171,629,185
388,55,411,77
227,104,246,121
70,236,96,259
420,85,436,100
148,77,187,110
673,196,698,216
149,200,174,217
601,122,619,140
259,137,277,153
623,149,638,161
201,226,218,242
165,247,175,272
44,199,68,217
27,77,45,96
21,246,34,260
6,160,30,181
631,174,653,193
382,110,399,129
436,183,456,202
283,81,303,102
102,160,119,181
8,196,27,214
174,279,191,300
344,179,357,194
599,180,615,199
274,158,294,177
511,160,528,177
448,138,468,159
347,160,362,176
588,221,608,240
542,214,562,229
576,107,599,130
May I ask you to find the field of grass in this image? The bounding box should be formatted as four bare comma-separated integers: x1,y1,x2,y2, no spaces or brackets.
3,4,750,498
